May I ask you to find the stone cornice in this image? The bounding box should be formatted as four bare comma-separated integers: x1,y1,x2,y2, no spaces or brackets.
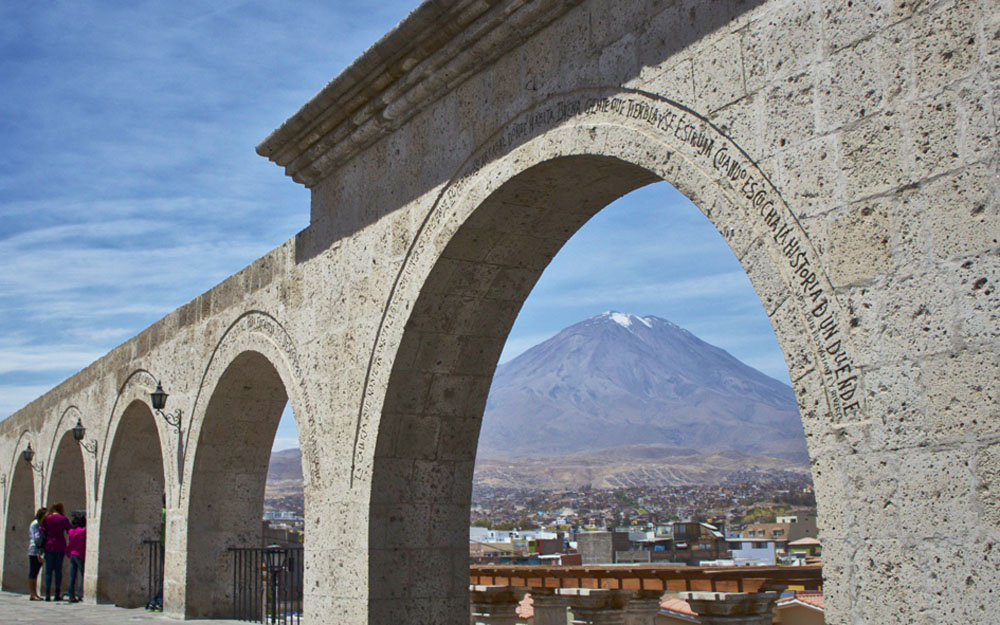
256,0,584,188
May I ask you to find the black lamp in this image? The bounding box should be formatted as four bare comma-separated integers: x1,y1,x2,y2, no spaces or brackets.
22,443,43,474
72,418,97,455
264,544,286,624
151,382,168,411
72,418,85,441
264,544,286,573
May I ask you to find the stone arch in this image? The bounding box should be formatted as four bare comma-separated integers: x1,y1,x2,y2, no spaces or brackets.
362,93,860,622
2,434,36,594
178,310,312,619
46,429,87,521
96,398,165,607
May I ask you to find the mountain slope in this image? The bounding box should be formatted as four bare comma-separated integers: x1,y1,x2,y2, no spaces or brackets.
478,312,807,462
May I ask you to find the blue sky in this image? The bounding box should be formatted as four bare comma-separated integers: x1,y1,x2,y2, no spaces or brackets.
0,1,790,452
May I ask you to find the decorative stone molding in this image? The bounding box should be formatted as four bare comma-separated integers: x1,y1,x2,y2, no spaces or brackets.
679,591,780,625
257,0,587,187
559,588,628,625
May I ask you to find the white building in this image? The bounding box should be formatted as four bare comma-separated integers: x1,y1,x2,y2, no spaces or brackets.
726,538,777,566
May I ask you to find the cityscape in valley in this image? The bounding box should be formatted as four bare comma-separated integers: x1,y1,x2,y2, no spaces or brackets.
470,474,816,532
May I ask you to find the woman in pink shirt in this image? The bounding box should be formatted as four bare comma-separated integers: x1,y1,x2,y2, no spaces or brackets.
67,512,86,602
41,502,71,601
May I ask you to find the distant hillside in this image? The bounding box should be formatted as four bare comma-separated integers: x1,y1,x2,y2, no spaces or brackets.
478,312,807,463
474,444,808,490
265,448,302,500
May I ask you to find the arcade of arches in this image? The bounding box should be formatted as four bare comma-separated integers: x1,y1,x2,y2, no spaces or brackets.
1,1,997,624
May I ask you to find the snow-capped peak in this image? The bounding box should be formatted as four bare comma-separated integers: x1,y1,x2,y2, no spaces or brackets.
600,311,653,329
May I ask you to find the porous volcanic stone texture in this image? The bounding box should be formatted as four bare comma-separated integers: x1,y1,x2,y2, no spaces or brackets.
1,1,997,624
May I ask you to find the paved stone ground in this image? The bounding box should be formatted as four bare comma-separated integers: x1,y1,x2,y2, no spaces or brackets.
0,591,246,624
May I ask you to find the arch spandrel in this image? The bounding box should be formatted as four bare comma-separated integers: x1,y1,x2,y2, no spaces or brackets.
353,88,864,490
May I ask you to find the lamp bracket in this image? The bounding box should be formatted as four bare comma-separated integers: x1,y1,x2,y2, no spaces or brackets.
157,408,183,432
79,439,98,456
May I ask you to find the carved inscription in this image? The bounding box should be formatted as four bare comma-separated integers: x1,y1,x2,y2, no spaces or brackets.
354,89,864,484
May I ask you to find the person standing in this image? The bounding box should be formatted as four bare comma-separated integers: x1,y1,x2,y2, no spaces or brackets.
27,507,47,601
66,512,86,602
41,502,71,601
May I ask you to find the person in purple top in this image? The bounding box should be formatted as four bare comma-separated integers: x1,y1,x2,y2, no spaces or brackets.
41,502,71,601
66,512,86,602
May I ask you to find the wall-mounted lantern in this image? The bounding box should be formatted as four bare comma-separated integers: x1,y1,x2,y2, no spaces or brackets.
152,380,186,484
71,418,98,456
151,382,182,432
22,443,44,474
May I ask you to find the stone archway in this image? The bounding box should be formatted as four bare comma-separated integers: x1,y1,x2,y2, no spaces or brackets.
183,350,292,619
2,454,35,593
97,400,165,607
363,106,852,622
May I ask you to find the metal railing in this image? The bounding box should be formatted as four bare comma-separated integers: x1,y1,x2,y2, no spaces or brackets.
143,540,165,607
230,546,304,624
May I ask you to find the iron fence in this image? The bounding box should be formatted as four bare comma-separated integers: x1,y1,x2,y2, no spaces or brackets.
143,539,164,608
230,546,304,624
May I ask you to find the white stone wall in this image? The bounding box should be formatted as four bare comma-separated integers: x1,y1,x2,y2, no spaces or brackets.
1,1,997,623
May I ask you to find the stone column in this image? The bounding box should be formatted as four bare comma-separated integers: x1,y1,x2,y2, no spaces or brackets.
470,585,526,625
531,588,569,625
679,591,780,625
559,588,628,625
624,589,663,625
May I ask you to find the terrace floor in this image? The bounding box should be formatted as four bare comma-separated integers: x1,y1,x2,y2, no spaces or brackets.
0,590,245,624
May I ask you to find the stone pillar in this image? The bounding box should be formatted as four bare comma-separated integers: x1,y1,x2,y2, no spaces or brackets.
624,590,663,625
470,585,526,625
559,588,628,625
531,588,569,625
679,591,780,625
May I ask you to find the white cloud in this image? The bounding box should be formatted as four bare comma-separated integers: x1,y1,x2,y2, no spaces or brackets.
0,348,107,375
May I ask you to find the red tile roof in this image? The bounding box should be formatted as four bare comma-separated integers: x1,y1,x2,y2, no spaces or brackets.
777,591,825,611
